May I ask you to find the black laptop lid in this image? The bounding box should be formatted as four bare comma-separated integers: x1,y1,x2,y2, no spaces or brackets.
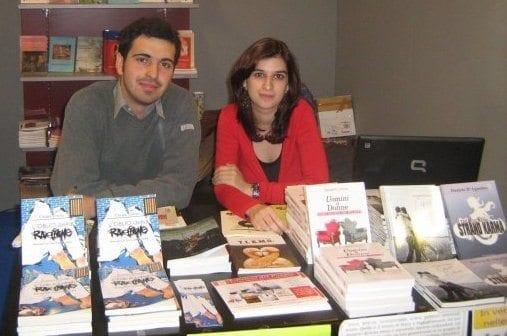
353,135,485,189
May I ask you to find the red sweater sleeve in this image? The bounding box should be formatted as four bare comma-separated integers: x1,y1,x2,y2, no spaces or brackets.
214,105,260,217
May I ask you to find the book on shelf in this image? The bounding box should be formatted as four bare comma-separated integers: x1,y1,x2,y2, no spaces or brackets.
211,272,331,319
402,258,505,309
220,210,281,241
305,182,371,260
49,0,79,3
20,0,50,3
102,30,120,75
48,36,77,73
461,254,507,297
74,36,102,73
173,279,223,328
380,184,455,263
227,235,301,275
18,196,92,334
18,166,52,182
95,195,180,332
176,30,195,70
20,35,48,73
440,180,506,259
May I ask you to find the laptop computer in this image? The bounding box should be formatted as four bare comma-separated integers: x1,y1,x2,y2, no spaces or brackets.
353,135,485,189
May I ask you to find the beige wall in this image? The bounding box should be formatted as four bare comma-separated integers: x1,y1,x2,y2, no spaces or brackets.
336,0,507,201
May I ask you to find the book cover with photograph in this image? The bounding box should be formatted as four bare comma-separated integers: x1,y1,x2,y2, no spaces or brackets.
380,185,455,263
305,182,371,259
74,36,102,73
161,216,226,260
403,259,505,308
48,36,76,73
227,235,300,274
461,254,507,296
440,180,506,259
20,35,48,73
211,272,330,318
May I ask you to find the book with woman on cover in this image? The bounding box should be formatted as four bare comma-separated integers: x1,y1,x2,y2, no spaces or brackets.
440,180,506,259
380,185,455,263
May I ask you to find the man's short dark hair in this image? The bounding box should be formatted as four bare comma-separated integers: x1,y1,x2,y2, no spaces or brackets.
118,17,181,65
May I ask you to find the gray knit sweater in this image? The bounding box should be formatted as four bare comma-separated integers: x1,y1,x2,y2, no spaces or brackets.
50,81,201,209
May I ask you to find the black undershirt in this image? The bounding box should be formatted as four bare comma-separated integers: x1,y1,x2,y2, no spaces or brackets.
258,156,281,182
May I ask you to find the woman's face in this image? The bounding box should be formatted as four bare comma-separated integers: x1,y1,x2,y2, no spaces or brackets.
244,56,289,117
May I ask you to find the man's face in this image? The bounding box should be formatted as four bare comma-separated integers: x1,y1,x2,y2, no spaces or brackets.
116,35,176,117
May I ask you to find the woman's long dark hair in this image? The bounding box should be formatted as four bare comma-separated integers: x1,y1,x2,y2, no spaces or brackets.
229,38,301,143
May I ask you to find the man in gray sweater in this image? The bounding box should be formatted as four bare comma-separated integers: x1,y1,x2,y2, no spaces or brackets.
51,17,201,218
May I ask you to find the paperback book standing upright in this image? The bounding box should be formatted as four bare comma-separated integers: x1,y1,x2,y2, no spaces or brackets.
440,180,506,259
96,195,180,334
18,195,92,336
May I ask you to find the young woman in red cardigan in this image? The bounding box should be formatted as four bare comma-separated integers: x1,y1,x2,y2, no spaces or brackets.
212,37,329,234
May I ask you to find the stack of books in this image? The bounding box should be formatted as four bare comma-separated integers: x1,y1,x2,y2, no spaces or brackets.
220,210,300,275
18,119,51,150
96,195,181,334
211,272,331,319
314,242,415,318
284,185,313,263
162,216,230,276
18,196,92,335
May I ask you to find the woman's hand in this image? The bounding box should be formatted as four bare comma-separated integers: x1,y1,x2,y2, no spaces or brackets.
213,164,252,196
245,204,288,234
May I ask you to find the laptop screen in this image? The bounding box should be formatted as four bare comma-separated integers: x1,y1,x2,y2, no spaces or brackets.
353,135,485,189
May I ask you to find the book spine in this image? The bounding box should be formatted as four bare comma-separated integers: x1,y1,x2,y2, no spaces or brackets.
102,30,120,75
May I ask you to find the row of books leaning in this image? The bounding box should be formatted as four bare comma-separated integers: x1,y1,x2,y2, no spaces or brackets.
20,30,195,75
283,180,506,317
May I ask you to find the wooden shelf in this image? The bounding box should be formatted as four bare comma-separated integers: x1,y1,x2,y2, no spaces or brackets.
20,68,198,81
20,147,57,152
19,3,199,10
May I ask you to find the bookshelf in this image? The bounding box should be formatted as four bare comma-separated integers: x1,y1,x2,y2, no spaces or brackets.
18,1,199,167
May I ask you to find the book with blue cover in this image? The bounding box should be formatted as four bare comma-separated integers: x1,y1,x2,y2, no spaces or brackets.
96,195,179,316
20,196,88,271
440,180,506,259
48,36,76,72
18,196,91,332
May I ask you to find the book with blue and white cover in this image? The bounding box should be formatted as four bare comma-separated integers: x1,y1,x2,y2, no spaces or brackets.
21,195,88,271
96,195,179,316
18,196,91,331
440,180,506,259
